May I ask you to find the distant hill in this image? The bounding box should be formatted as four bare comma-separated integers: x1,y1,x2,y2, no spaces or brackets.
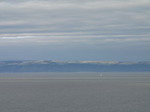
0,60,150,72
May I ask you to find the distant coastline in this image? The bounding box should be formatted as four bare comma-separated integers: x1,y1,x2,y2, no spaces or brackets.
0,60,150,73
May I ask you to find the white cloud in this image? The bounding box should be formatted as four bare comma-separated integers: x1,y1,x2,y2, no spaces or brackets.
0,36,34,39
1,0,150,10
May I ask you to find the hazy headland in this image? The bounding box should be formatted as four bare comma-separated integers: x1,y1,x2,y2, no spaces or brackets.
0,60,150,73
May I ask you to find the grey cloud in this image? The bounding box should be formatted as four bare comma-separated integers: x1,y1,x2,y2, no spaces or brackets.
0,0,150,46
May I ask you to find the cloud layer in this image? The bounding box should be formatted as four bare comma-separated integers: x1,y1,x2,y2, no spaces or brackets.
0,0,150,61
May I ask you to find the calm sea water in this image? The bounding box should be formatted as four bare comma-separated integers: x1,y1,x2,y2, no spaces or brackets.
0,72,150,112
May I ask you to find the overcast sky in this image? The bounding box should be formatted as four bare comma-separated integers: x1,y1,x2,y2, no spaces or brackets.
0,0,150,61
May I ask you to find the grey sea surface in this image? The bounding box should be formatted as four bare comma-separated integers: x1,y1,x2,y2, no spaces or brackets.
0,72,150,112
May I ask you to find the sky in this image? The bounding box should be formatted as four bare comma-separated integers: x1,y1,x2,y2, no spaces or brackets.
0,0,150,61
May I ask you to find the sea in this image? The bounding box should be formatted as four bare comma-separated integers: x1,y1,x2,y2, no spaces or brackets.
0,72,150,112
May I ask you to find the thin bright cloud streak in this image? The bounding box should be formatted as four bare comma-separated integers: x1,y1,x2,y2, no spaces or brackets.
0,34,150,46
0,0,150,10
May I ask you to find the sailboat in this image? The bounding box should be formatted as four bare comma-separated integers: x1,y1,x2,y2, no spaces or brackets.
100,73,103,78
